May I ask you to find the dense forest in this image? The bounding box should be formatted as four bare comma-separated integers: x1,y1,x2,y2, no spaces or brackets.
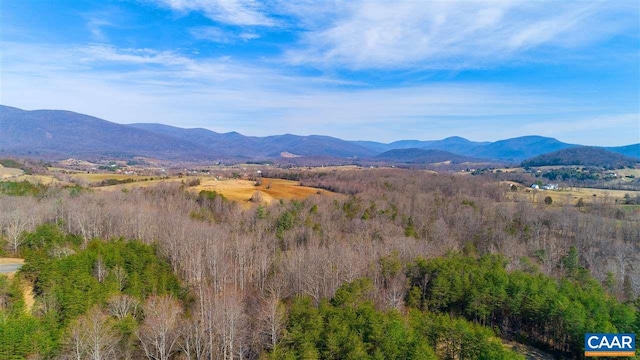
1,168,639,359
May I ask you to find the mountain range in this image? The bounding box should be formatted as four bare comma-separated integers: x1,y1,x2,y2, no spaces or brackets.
1,105,638,164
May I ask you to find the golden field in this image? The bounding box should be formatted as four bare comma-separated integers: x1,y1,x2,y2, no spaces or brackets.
512,186,640,206
0,166,24,179
193,177,335,205
66,173,154,182
94,177,185,191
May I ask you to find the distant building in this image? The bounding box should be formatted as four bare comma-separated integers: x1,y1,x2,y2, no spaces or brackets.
531,184,540,189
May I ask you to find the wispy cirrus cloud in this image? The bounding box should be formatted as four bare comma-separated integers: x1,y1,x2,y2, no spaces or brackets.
148,0,274,26
140,0,638,71
282,0,639,70
80,45,193,67
190,26,260,43
80,7,133,43
86,18,113,42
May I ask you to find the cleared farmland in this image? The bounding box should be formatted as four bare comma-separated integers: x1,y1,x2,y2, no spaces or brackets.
89,176,337,206
193,177,336,205
514,186,640,207
0,166,23,179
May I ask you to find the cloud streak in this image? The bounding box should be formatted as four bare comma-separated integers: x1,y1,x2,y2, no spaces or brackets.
149,0,274,26
190,26,260,43
282,0,638,70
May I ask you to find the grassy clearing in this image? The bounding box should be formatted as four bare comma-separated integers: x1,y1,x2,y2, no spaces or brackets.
514,186,640,206
94,177,185,191
10,174,68,185
94,176,338,206
47,167,85,173
616,168,640,184
616,168,640,177
66,173,153,182
193,177,337,206
0,166,24,179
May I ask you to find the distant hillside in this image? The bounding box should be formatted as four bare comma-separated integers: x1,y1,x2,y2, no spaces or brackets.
0,106,214,161
421,136,491,154
375,148,477,164
353,136,488,154
521,146,639,168
468,136,576,162
607,144,640,159
350,140,392,153
131,123,375,158
128,123,254,158
357,135,584,162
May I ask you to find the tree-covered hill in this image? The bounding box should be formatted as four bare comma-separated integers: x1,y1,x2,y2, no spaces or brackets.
7,226,635,359
374,148,479,163
522,146,639,168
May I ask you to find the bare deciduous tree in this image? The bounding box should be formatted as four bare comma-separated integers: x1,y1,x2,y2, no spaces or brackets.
107,294,139,320
64,306,119,360
258,288,286,353
4,208,31,254
138,295,183,360
179,317,209,360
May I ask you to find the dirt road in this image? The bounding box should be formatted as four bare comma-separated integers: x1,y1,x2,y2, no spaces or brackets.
0,258,24,274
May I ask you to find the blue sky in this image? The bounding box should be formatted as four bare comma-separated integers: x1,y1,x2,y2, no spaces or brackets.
1,0,638,146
